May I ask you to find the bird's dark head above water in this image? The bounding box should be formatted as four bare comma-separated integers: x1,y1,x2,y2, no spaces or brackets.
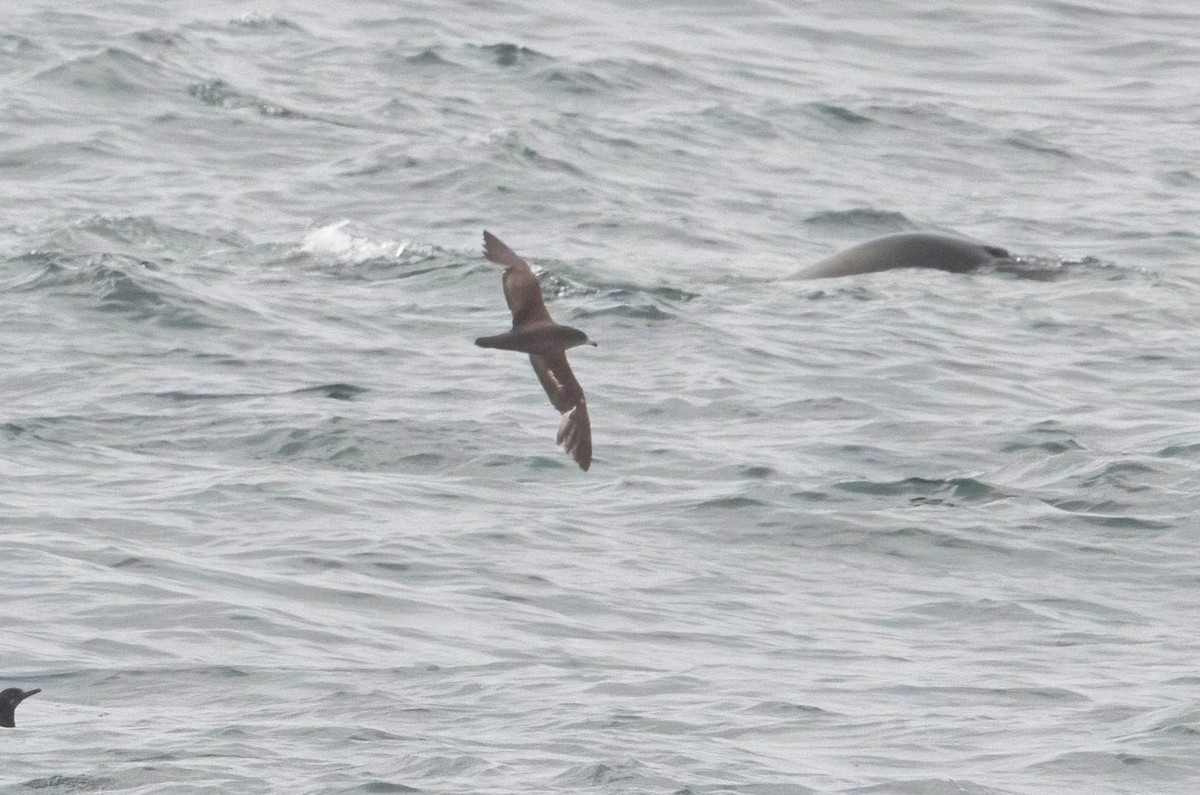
0,687,40,728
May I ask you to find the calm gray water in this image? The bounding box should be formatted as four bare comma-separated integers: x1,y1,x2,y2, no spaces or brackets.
3,1,1199,793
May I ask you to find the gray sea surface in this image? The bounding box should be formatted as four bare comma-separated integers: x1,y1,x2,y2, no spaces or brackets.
3,1,1200,793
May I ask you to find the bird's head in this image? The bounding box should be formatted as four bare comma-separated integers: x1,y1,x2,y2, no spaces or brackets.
0,687,40,728
559,326,597,350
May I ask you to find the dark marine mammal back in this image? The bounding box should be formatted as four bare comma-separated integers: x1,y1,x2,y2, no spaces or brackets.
795,232,1009,279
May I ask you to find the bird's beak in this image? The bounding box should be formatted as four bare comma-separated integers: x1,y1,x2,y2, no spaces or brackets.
19,689,40,703
588,341,598,347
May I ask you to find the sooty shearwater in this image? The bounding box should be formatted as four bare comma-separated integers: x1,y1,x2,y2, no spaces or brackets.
1,688,40,728
475,231,596,471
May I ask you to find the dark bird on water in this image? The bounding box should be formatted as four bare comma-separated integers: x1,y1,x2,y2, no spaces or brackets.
1,688,40,728
475,231,596,470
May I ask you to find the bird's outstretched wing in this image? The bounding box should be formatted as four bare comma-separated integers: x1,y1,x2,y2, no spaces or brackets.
530,351,592,470
483,231,553,328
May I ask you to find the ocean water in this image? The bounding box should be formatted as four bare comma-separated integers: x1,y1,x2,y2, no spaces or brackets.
3,1,1199,793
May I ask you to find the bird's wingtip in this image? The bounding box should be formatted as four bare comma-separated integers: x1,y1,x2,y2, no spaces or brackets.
556,404,592,471
482,230,504,259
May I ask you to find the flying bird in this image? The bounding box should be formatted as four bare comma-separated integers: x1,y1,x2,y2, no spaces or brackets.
475,231,595,470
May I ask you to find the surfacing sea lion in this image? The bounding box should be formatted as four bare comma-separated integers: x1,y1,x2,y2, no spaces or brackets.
795,232,1009,279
